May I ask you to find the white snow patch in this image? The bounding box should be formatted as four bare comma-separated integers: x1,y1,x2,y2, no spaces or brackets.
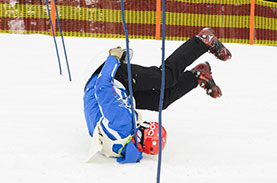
8,19,25,33
9,0,17,7
85,0,97,5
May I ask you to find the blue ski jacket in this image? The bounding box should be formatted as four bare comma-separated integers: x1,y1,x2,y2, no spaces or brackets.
83,56,142,163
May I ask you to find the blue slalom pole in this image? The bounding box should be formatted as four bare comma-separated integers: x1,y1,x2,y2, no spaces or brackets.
53,0,72,81
120,0,139,154
157,0,166,182
45,0,62,75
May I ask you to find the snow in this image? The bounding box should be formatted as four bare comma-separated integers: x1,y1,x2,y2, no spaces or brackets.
8,19,25,33
0,33,276,183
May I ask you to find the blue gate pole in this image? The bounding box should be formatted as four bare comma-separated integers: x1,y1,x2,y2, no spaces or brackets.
53,0,72,81
45,0,62,75
157,0,166,182
120,0,139,153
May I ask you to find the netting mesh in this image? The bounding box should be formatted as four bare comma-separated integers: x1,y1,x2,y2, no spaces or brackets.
0,0,276,45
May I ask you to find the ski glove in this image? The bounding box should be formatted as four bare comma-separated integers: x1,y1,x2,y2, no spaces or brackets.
109,46,123,61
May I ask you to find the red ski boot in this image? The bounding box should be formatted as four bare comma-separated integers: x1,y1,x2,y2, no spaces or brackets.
191,62,222,98
196,27,232,61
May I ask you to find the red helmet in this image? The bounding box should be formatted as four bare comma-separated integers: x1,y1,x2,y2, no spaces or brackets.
138,121,167,155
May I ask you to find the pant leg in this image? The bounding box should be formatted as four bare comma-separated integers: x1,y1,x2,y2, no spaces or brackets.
133,71,198,111
114,36,207,92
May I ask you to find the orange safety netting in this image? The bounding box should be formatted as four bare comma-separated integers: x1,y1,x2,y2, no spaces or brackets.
0,0,276,45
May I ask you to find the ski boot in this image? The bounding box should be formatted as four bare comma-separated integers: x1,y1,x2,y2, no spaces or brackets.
191,62,222,98
120,48,134,64
196,27,232,61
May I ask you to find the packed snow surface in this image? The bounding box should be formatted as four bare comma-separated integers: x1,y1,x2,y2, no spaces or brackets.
0,34,276,183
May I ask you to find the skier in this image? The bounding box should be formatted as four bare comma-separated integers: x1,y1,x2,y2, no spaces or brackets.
83,27,232,163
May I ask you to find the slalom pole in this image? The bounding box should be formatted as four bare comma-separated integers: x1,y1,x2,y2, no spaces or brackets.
157,0,166,182
120,0,139,154
45,0,62,75
53,0,72,81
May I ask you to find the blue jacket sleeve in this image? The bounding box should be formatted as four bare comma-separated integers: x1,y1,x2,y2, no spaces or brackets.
117,142,142,163
95,56,143,163
94,56,133,138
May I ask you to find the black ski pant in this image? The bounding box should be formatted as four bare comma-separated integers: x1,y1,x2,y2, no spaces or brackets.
114,36,208,111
